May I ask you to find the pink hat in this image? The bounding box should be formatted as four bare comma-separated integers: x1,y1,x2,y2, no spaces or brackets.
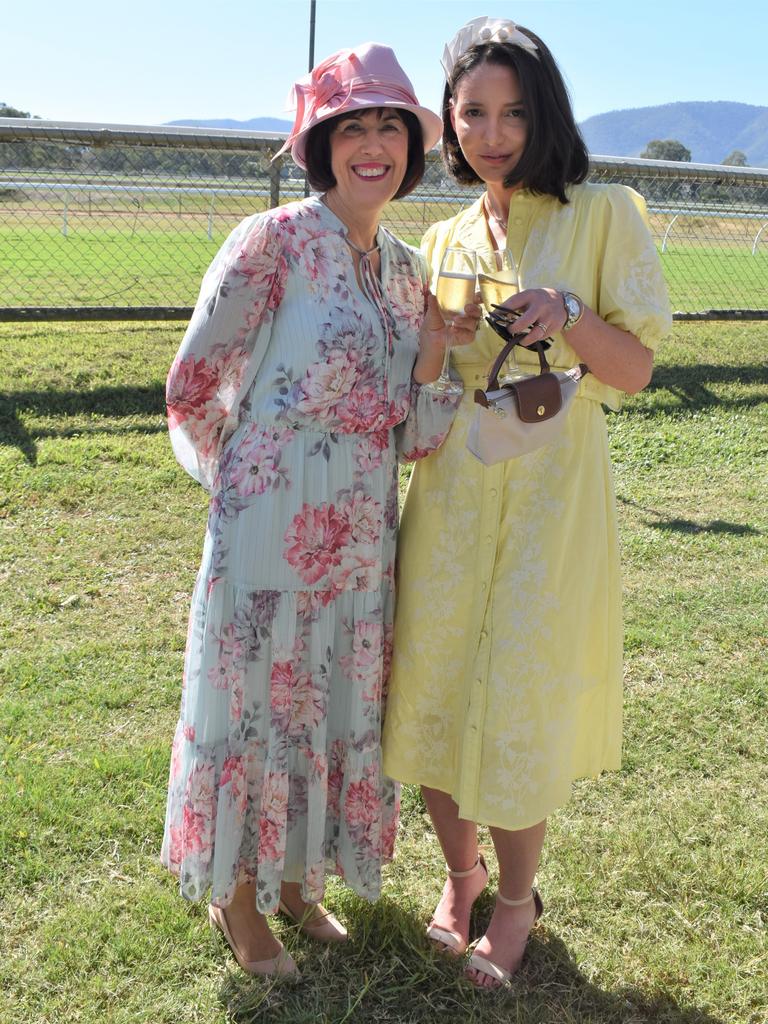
274,42,443,169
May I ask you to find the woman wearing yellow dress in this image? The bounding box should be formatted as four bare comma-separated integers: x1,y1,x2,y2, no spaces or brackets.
382,16,672,989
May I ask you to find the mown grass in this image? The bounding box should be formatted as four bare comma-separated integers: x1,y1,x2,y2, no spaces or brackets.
1,321,766,1024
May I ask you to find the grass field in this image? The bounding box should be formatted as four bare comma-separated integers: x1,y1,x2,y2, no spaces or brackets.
1,321,766,1024
2,200,767,309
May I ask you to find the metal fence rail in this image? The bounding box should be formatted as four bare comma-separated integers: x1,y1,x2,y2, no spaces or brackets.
1,118,767,325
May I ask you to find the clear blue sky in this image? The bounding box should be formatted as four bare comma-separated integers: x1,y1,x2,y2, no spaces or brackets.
5,0,766,127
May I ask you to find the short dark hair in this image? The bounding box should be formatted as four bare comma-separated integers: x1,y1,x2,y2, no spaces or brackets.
441,28,589,204
304,107,425,199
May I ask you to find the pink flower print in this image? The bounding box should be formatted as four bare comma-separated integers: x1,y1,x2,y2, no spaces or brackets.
210,344,248,402
387,267,427,333
290,671,326,736
220,755,247,816
344,772,379,829
259,771,289,863
207,659,240,691
301,238,335,284
284,502,352,586
183,723,196,743
167,824,183,868
166,356,218,427
185,399,228,462
295,350,361,422
340,492,383,546
229,679,244,722
340,621,383,686
296,589,324,621
270,660,295,729
225,425,294,498
182,763,216,855
336,385,386,433
353,437,385,473
327,740,346,816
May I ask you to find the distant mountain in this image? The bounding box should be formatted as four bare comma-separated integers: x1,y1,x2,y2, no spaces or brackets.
579,101,768,167
167,117,292,132
166,102,768,168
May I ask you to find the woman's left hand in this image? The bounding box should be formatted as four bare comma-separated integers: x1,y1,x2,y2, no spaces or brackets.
497,287,566,345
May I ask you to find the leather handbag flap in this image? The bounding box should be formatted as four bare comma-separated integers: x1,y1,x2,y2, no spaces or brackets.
509,373,562,423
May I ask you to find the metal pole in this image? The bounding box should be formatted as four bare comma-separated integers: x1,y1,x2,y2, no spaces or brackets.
304,0,316,198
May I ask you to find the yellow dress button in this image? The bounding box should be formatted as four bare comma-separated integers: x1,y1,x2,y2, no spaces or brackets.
490,488,498,497
514,216,523,226
480,630,488,640
486,535,493,543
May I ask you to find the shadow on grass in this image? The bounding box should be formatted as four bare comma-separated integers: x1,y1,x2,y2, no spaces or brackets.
636,362,768,413
618,496,761,537
211,897,728,1024
0,383,166,463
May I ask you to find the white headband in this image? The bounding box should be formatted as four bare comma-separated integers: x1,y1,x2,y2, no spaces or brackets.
441,16,539,80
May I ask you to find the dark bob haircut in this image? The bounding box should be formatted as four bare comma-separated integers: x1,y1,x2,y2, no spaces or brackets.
303,107,425,200
442,27,589,204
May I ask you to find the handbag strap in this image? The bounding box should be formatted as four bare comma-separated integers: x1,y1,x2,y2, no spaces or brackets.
487,339,550,391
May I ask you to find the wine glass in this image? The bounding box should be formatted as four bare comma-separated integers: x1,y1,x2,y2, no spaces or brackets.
426,247,477,395
477,250,529,384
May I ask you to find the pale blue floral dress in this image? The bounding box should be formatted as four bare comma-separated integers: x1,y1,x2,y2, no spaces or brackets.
161,197,459,913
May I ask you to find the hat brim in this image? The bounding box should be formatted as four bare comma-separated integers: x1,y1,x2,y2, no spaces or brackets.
289,98,443,170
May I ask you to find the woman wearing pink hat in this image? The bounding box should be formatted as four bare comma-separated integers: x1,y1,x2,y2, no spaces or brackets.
161,42,479,978
383,17,671,990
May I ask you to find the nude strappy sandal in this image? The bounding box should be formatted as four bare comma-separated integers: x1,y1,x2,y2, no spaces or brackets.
426,854,488,956
208,904,299,978
465,887,543,988
278,899,348,944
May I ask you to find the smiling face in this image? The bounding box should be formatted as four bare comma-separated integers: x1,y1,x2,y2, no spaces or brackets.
328,108,409,213
449,62,528,186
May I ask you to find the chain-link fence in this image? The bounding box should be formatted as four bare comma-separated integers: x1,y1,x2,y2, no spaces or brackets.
1,118,767,325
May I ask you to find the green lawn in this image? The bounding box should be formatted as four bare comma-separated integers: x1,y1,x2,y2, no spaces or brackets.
0,321,766,1023
1,210,767,309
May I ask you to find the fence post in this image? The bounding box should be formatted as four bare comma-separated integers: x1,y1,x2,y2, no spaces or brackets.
207,196,216,240
269,159,281,209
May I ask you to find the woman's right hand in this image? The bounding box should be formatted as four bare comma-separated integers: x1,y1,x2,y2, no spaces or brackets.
420,292,481,352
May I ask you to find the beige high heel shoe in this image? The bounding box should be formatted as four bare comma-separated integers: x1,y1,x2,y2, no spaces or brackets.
426,854,488,956
465,887,543,988
208,904,299,978
277,898,348,944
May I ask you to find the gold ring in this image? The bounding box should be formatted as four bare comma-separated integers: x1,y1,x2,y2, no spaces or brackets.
535,321,549,334
446,319,455,329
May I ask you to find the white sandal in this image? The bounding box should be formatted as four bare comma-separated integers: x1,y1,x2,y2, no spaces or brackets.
466,888,543,988
426,854,488,956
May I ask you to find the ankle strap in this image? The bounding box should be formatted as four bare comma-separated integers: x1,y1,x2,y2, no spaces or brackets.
497,888,534,907
446,855,484,879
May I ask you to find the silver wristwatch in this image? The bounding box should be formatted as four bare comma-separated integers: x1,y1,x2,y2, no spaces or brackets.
561,291,584,331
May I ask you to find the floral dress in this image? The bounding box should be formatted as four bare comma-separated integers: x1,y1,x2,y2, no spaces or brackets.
161,196,459,913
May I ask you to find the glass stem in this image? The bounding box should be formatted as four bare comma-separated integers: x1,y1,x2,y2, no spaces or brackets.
439,333,452,382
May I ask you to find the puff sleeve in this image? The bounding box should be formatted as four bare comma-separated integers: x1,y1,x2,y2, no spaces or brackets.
596,185,673,352
165,213,287,490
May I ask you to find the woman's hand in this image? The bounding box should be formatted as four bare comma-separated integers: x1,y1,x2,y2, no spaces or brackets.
499,287,653,394
413,293,481,384
496,287,566,345
421,292,482,350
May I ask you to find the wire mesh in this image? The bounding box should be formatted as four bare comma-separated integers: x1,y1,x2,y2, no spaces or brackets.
1,119,766,324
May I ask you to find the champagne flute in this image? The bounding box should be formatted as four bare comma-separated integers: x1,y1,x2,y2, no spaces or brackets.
478,250,529,384
427,247,477,395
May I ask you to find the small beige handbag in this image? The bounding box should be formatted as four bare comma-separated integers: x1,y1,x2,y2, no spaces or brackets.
466,334,589,465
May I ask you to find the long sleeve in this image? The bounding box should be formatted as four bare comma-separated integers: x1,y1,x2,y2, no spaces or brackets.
166,212,287,490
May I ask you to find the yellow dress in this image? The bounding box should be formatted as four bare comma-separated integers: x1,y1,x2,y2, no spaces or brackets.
382,184,672,830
